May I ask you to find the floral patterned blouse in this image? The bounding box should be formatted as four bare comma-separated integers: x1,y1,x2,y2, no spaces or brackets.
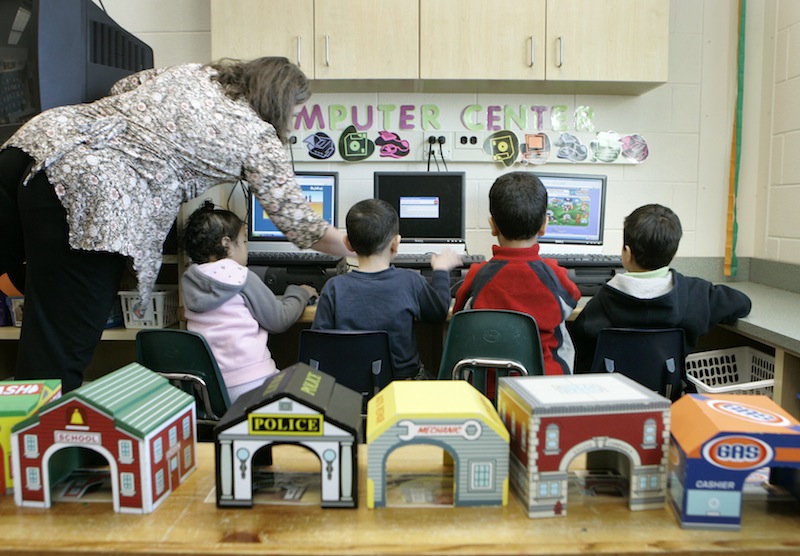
2,63,327,306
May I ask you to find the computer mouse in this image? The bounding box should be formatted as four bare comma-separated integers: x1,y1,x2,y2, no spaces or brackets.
307,296,318,306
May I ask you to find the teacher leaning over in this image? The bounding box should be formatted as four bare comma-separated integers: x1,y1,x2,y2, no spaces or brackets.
0,56,350,392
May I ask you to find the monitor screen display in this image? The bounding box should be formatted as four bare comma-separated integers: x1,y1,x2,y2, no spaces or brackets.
535,172,607,245
248,171,338,242
373,172,465,242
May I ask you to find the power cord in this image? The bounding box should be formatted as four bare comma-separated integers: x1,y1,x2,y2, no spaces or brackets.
437,135,448,171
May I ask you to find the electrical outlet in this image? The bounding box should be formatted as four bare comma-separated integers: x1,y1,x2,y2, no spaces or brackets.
421,132,453,161
454,133,483,150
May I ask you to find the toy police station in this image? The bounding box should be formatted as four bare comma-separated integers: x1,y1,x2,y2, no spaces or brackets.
215,363,362,509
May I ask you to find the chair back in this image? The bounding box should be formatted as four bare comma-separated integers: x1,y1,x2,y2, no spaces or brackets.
437,309,545,403
135,329,231,441
297,329,394,414
589,327,685,400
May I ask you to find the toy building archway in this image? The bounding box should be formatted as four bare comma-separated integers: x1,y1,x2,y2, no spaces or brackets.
378,440,458,507
40,444,120,512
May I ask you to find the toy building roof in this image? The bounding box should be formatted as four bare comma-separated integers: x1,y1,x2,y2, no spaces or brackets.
13,363,194,437
366,381,508,443
671,394,800,456
0,380,61,416
216,363,362,435
499,374,671,416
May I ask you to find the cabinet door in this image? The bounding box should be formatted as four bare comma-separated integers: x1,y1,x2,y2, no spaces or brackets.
211,0,315,76
420,0,546,80
314,0,418,79
545,0,669,83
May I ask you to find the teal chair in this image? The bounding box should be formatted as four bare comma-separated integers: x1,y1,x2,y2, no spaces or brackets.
135,329,231,441
437,309,545,404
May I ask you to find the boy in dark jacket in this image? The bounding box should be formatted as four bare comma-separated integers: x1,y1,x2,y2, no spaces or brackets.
571,204,752,374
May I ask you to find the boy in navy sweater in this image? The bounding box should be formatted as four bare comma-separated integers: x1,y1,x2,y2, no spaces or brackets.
313,199,461,379
571,203,752,373
453,172,581,375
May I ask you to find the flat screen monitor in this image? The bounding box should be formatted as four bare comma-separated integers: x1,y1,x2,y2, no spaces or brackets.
248,171,338,251
535,172,607,246
373,172,466,248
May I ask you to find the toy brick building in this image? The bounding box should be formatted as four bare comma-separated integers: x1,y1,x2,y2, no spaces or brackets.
497,373,671,518
669,394,800,530
11,363,196,513
215,363,362,509
366,380,509,508
0,380,62,494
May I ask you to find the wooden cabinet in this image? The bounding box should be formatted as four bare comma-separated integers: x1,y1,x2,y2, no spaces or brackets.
545,0,669,84
210,0,668,92
420,0,546,80
211,0,314,71
313,0,418,79
211,0,418,80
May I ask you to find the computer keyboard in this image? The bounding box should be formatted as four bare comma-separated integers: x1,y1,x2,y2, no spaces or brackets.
543,254,623,268
247,251,344,267
392,253,486,269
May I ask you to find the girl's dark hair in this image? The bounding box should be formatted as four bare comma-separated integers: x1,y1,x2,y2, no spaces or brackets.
345,199,399,256
183,201,244,263
623,204,682,270
207,56,310,144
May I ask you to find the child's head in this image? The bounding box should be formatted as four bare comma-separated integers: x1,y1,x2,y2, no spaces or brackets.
489,172,548,241
623,204,682,270
184,201,247,265
345,199,399,256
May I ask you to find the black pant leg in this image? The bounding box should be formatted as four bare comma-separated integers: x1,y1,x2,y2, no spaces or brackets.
0,147,31,290
16,170,126,392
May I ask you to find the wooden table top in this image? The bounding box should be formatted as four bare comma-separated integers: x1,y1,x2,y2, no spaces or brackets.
1,443,798,555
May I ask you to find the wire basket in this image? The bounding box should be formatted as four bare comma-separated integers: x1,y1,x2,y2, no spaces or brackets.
685,346,775,397
118,288,179,329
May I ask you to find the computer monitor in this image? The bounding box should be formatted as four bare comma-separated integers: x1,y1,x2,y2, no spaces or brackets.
535,172,607,247
0,0,154,143
373,171,466,253
248,171,338,252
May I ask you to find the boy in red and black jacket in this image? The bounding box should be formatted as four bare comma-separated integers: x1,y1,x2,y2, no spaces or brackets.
453,172,580,375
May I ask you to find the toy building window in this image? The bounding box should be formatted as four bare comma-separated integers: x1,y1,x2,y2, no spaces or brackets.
168,426,178,448
470,462,494,490
155,469,165,495
521,423,528,452
538,480,560,498
118,440,134,464
25,467,41,490
642,419,657,449
23,434,38,458
121,472,135,496
183,445,192,468
154,438,163,463
544,424,560,454
279,401,293,411
182,417,191,440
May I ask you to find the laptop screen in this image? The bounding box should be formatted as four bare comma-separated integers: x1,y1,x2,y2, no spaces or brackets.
248,171,338,251
373,172,466,249
535,172,607,247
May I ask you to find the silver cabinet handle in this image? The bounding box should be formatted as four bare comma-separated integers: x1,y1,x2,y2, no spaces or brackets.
325,35,330,66
296,36,301,67
530,35,534,68
558,36,564,68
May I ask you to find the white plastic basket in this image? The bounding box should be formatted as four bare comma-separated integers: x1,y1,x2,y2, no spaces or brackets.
118,288,178,329
685,347,775,397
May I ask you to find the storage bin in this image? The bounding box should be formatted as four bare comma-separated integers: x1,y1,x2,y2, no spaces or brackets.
118,288,178,329
685,347,775,397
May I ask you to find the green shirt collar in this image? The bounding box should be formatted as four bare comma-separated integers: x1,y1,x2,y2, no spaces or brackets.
627,266,670,279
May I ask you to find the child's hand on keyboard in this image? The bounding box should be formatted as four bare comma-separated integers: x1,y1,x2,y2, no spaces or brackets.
430,249,462,272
